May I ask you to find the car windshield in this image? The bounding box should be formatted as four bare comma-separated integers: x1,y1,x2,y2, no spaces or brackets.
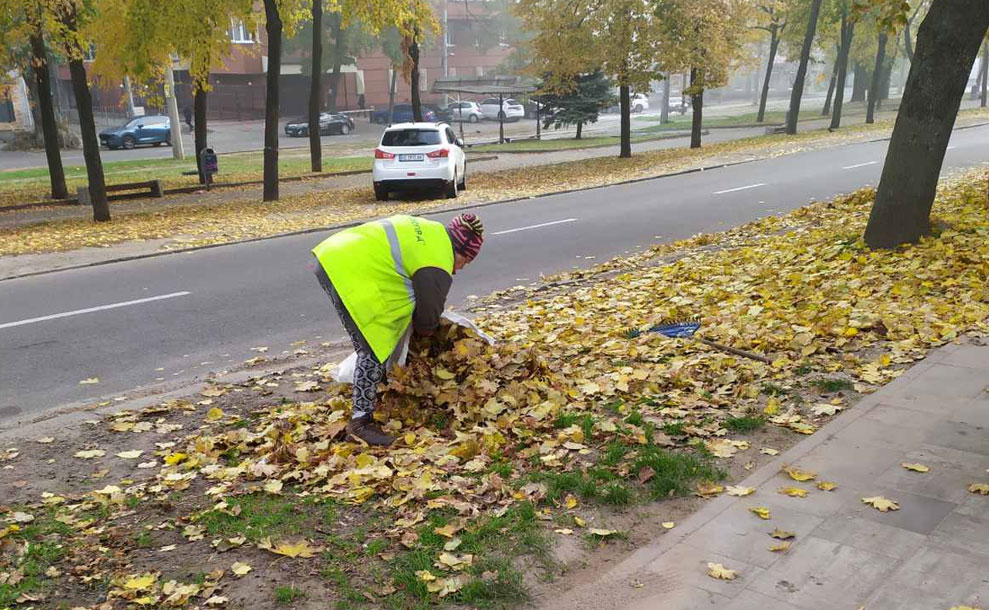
382,129,441,147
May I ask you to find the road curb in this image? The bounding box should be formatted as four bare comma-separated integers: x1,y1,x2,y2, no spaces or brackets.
469,129,704,154
3,120,987,282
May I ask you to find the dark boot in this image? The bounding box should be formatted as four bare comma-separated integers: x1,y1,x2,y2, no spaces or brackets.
346,414,396,447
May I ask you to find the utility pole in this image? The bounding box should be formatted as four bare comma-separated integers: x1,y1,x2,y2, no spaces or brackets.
164,58,185,160
442,1,450,107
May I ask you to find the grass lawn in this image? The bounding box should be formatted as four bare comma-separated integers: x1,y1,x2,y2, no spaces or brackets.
0,149,371,208
471,131,688,153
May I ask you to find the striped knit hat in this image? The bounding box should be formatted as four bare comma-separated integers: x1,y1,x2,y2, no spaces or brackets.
446,213,484,262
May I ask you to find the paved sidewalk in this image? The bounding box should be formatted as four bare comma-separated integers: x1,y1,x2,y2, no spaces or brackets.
539,343,989,610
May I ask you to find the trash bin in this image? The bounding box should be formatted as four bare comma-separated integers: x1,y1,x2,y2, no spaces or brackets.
200,148,218,190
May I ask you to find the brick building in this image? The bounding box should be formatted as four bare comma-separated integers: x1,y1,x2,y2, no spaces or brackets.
55,0,514,121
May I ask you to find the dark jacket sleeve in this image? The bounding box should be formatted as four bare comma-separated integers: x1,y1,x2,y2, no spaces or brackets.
411,267,453,334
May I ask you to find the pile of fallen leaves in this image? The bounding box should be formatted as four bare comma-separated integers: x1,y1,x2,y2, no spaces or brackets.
4,168,989,607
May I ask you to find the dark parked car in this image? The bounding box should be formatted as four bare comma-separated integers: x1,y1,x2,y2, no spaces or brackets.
371,103,435,124
284,112,354,137
99,115,171,150
422,104,453,123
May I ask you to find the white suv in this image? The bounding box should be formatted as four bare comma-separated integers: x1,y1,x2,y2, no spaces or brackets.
372,123,467,201
447,101,483,123
479,98,525,121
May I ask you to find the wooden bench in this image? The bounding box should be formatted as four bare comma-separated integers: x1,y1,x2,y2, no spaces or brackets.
77,180,163,205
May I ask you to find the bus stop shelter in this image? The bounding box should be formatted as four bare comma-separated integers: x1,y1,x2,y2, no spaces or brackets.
431,77,538,144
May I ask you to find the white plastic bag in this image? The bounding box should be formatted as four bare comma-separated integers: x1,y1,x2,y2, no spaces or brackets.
330,311,494,383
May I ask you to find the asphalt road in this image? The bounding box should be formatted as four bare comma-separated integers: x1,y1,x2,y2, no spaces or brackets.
2,124,988,421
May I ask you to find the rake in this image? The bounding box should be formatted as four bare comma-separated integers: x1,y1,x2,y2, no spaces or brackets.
626,317,772,364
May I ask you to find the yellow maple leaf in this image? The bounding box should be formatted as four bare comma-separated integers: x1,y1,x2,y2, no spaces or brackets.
573,516,587,527
206,407,224,421
749,506,771,520
778,486,808,498
589,528,618,537
817,481,838,491
695,482,724,497
706,562,737,580
230,562,251,576
264,480,283,494
433,523,460,538
434,368,456,380
123,574,156,590
116,450,143,459
661,522,675,529
770,529,795,540
769,541,791,552
968,483,989,495
79,377,100,385
74,449,105,459
901,463,930,473
862,496,899,512
416,570,437,582
782,465,817,482
726,485,755,497
260,538,319,558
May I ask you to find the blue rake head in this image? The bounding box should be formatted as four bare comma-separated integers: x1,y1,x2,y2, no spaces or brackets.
648,318,702,338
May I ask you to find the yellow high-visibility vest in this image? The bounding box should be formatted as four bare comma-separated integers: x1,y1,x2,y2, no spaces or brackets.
313,215,454,363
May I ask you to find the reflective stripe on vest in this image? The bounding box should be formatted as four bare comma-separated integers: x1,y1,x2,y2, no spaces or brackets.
379,218,415,302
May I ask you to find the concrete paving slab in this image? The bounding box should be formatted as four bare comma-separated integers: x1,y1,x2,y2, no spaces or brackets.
832,413,933,449
842,487,957,535
941,345,989,370
810,515,927,560
746,536,898,610
947,398,989,429
923,420,989,456
861,545,989,610
955,495,989,520
721,590,805,610
677,495,825,568
892,363,989,400
638,543,767,599
788,438,904,488
623,585,731,610
871,394,978,416
874,443,989,504
928,512,989,557
861,402,947,430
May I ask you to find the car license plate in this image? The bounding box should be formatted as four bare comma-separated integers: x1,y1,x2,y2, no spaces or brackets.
399,153,424,162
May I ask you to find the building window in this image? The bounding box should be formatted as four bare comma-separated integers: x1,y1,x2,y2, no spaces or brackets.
230,19,254,44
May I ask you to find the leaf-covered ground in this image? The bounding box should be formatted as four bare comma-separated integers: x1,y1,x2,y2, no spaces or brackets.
5,109,988,259
1,169,989,609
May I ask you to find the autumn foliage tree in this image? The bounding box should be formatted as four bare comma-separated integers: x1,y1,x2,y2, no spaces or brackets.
0,0,68,200
517,0,663,158
753,1,789,123
864,0,989,247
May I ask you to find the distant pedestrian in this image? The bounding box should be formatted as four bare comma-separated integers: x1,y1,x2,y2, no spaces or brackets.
183,105,193,131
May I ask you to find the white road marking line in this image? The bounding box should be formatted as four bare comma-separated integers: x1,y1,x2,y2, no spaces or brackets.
0,291,191,330
492,218,578,235
842,161,879,170
713,183,766,195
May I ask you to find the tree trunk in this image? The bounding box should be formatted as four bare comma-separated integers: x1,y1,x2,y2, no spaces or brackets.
866,32,888,123
830,17,855,130
757,26,780,123
328,12,344,112
619,84,631,157
879,46,896,102
903,17,914,62
387,68,397,123
864,0,989,248
787,0,824,134
851,62,868,101
123,75,136,117
263,0,282,202
690,68,703,149
822,54,838,116
661,75,670,124
68,59,108,222
309,0,323,172
576,121,583,139
410,34,423,122
194,85,208,184
30,31,67,200
979,41,989,108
